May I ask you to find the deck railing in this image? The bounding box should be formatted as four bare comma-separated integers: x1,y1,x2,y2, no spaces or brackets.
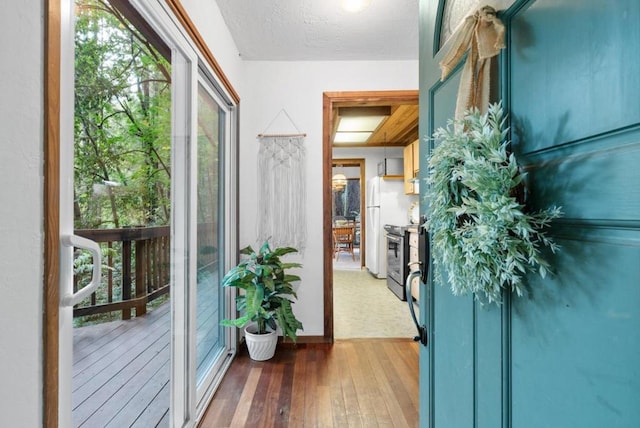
74,226,170,320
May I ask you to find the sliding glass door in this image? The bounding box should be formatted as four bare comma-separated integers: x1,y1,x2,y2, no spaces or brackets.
59,1,237,426
193,77,235,406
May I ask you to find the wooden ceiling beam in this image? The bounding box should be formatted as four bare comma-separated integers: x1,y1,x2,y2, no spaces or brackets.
328,90,419,148
367,104,418,145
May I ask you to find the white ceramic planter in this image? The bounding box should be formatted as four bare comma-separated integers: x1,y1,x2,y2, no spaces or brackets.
244,324,278,361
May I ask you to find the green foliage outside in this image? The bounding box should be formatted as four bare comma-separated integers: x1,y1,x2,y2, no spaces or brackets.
73,0,172,325
74,0,171,230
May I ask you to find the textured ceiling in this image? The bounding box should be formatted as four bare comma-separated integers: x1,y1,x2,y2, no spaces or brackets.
214,0,419,61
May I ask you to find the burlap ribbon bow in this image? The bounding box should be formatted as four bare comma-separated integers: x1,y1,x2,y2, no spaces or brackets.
439,5,505,119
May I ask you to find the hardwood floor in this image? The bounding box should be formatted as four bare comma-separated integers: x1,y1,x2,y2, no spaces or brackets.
199,339,419,427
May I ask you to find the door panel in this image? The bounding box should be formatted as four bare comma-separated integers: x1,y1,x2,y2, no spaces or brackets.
194,80,230,400
511,0,640,223
69,2,174,424
426,49,506,428
522,129,640,222
510,0,640,150
508,0,640,425
511,228,640,427
474,304,503,428
431,70,460,131
429,64,476,424
418,0,640,427
432,290,474,427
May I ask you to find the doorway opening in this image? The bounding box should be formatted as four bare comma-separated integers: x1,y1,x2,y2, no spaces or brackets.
322,90,419,341
331,158,365,270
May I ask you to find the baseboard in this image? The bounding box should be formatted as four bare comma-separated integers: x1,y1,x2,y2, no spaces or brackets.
279,335,329,344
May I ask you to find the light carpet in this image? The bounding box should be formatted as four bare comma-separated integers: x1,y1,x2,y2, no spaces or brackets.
333,269,417,339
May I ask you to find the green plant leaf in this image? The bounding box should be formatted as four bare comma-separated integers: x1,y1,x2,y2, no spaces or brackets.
425,102,563,304
220,240,304,341
271,246,298,257
259,241,271,255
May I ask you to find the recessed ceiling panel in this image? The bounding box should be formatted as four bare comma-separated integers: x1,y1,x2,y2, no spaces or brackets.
334,132,372,143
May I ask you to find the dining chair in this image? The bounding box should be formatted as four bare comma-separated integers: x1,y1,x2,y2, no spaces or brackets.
333,226,355,260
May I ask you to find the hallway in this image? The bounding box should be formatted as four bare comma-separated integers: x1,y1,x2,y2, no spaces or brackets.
198,251,421,426
199,339,419,427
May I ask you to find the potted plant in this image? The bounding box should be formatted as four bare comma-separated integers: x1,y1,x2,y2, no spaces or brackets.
221,241,303,360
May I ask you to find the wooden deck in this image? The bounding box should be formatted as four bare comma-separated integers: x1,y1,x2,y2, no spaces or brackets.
72,269,221,427
72,302,171,427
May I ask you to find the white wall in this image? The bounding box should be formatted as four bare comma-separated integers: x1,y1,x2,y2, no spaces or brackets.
0,2,44,426
179,0,244,95
179,1,419,339
239,61,418,336
333,146,404,183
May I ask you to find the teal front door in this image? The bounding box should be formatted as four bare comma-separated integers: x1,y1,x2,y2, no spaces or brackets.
418,1,640,426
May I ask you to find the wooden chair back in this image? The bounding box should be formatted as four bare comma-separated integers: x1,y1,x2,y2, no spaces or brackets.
333,226,355,260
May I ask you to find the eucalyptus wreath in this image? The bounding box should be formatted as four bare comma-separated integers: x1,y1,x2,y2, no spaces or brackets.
425,103,562,304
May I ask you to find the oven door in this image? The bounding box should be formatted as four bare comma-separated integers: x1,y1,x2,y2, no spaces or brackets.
386,233,404,287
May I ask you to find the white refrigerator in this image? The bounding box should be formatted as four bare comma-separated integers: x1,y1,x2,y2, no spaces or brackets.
365,176,414,278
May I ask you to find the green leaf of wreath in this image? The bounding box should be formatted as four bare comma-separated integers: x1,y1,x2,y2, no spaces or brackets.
424,102,562,304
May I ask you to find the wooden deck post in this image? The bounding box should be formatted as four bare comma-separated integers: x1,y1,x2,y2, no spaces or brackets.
135,239,147,316
122,240,132,320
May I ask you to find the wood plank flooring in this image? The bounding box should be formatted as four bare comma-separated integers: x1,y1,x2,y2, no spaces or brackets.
199,339,419,428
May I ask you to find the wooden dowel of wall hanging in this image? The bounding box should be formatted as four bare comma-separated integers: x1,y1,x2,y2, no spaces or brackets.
257,133,307,138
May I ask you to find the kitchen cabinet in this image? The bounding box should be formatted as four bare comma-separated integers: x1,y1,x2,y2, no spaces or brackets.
403,144,413,194
403,139,419,194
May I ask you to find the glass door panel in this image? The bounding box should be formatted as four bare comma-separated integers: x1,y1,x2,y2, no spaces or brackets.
70,1,172,425
195,82,226,386
61,1,236,425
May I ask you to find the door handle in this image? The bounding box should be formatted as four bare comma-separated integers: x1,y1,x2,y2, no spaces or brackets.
418,216,429,284
60,235,102,307
405,269,428,346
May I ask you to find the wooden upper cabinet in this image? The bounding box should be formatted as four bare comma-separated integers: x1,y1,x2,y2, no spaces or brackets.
403,139,419,194
403,144,414,194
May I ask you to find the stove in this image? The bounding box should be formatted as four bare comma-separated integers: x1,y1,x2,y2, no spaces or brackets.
383,224,410,300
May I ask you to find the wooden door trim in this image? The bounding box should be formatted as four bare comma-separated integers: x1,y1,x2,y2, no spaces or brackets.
44,0,61,425
322,90,419,343
164,0,239,104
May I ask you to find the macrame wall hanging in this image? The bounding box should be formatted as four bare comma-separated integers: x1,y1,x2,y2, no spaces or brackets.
256,109,307,253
